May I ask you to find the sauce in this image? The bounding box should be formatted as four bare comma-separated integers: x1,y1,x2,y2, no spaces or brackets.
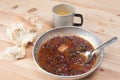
37,36,97,76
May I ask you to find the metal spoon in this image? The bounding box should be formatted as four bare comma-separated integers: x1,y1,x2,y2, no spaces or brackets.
84,37,118,64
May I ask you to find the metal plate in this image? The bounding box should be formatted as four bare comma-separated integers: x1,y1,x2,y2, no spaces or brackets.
33,26,104,80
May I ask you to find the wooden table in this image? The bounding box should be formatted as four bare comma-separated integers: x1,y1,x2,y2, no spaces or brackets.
0,0,120,80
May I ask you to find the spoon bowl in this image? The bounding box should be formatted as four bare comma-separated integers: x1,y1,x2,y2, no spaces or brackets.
83,37,118,64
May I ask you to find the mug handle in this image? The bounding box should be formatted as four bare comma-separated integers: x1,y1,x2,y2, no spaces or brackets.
73,13,83,26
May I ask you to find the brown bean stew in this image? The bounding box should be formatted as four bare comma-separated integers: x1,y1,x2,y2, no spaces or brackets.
36,36,97,76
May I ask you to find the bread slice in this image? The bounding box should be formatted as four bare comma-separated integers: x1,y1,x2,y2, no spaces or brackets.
0,12,43,47
7,26,38,47
0,46,25,61
25,14,52,32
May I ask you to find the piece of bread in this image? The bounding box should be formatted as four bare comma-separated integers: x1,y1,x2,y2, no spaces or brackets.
0,46,25,61
0,12,52,47
3,13,42,47
0,11,39,47
25,14,52,32
7,26,39,47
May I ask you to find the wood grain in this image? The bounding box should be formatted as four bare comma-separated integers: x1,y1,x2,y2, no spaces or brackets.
0,0,120,80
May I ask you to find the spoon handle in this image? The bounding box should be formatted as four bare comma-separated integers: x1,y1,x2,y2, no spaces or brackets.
92,37,118,53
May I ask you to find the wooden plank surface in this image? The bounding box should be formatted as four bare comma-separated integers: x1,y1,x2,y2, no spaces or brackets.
0,0,120,80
